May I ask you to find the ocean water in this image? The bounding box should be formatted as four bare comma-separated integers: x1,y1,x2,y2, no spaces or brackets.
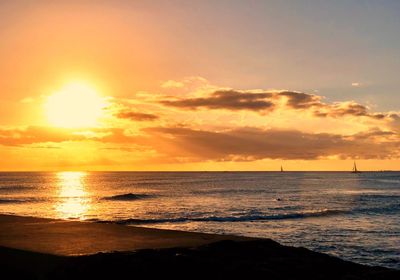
0,171,399,269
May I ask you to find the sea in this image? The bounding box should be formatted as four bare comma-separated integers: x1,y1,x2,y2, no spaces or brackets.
0,171,399,269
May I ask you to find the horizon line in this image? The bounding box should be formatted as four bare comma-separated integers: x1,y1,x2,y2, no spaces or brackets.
0,170,398,173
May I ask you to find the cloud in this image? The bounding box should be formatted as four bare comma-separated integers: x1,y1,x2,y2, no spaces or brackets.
0,126,87,146
116,111,159,121
161,76,209,89
20,97,35,103
387,113,400,132
278,91,323,109
277,91,388,120
160,90,275,112
143,126,399,161
313,102,388,120
0,125,151,150
161,80,185,89
314,102,367,117
351,129,397,140
1,124,398,162
159,86,396,125
5,76,400,165
274,92,395,121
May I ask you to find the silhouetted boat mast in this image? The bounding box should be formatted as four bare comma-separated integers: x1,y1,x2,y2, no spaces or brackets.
351,161,361,173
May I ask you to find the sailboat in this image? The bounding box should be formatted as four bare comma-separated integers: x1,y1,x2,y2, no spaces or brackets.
351,161,361,173
280,165,284,172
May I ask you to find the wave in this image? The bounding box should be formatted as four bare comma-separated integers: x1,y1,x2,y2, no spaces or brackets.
357,194,400,200
355,204,400,215
0,197,41,204
191,188,267,195
100,203,400,225
0,186,35,193
102,193,153,201
111,209,347,225
373,179,400,184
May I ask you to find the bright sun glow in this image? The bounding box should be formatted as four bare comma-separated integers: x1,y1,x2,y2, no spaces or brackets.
45,81,107,128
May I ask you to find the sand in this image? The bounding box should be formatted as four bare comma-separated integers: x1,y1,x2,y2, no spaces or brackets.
0,214,247,256
0,214,399,279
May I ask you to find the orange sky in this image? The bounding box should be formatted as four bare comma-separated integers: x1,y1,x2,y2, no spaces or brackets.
0,1,399,171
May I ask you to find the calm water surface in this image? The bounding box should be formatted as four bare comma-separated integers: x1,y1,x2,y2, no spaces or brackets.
0,171,399,269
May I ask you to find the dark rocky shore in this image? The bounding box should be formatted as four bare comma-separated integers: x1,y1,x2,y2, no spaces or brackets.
2,239,399,280
0,215,398,279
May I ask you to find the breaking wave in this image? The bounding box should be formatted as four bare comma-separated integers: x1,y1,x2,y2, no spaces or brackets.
107,203,400,225
111,209,347,225
0,197,42,204
0,186,35,193
102,193,154,201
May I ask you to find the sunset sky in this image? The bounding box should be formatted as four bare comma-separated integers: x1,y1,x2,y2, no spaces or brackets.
1,0,400,171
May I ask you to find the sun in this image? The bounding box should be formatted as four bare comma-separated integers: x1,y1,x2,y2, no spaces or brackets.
45,81,107,128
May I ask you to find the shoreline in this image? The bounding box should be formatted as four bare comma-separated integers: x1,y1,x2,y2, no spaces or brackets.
0,214,398,279
0,214,248,256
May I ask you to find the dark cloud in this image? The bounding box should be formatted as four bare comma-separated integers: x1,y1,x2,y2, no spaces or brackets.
351,129,397,140
314,102,384,120
160,90,275,112
116,111,159,121
389,113,400,121
387,113,400,132
278,92,395,121
278,91,322,109
143,126,399,161
278,92,388,120
160,88,395,122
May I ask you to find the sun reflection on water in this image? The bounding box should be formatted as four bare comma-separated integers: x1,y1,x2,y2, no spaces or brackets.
54,171,91,219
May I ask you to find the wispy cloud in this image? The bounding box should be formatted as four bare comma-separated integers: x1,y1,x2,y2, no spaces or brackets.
115,111,159,121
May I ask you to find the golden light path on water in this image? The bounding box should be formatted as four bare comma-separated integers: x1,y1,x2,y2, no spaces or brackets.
54,171,91,219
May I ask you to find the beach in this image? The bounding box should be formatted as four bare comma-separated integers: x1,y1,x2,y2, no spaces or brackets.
0,214,398,279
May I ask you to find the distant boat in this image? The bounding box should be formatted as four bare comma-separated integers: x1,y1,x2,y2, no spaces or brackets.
280,165,284,172
351,161,361,173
